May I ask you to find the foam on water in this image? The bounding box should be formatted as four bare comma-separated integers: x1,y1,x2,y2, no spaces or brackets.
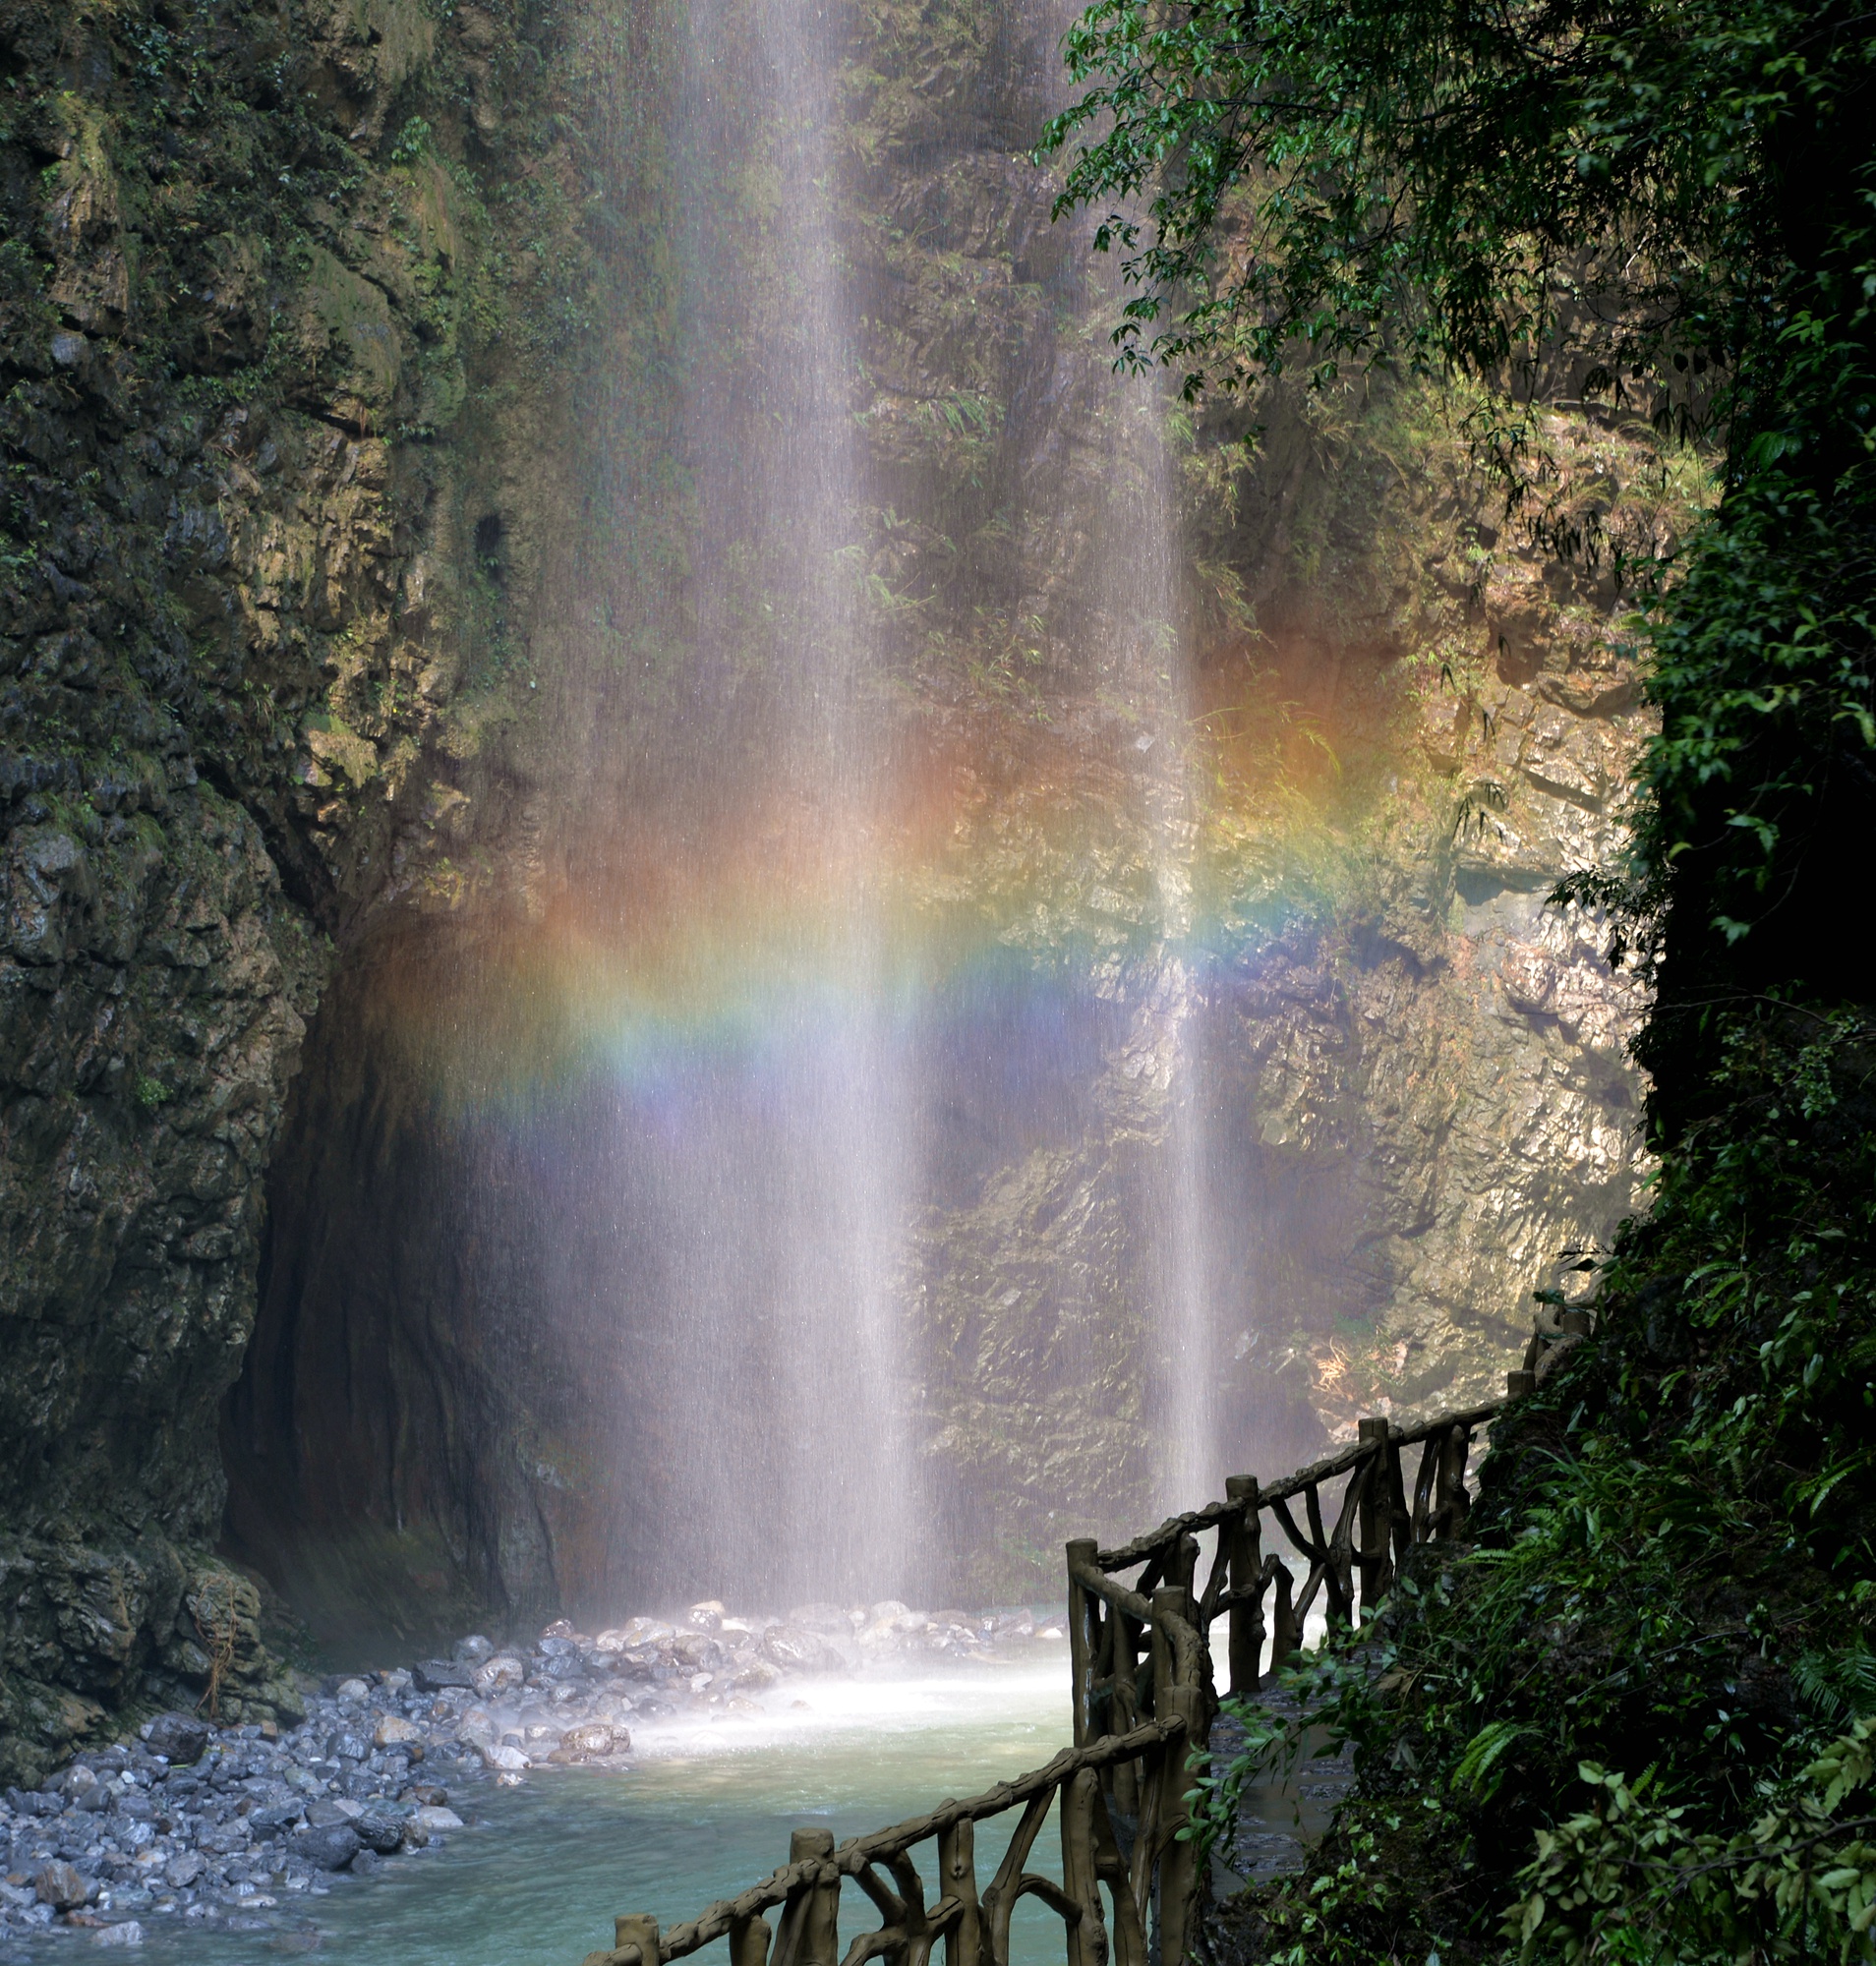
625,1652,1072,1763
68,1661,1079,1966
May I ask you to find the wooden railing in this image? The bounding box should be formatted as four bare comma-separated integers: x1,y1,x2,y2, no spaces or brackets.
577,1399,1504,1966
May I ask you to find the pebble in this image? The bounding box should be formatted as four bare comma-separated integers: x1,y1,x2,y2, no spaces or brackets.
0,1599,1065,1946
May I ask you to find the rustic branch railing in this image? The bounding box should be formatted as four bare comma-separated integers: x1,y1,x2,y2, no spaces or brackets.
578,1397,1505,1966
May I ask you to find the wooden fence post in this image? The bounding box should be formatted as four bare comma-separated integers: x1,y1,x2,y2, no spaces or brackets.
1356,1417,1391,1618
1151,1589,1202,1966
1440,1422,1474,1538
1267,1550,1299,1674
728,1916,770,1966
1061,1766,1104,1966
615,1916,660,1966
938,1818,981,1966
1167,1532,1201,1625
785,1829,839,1966
1066,1536,1098,1749
1223,1474,1261,1696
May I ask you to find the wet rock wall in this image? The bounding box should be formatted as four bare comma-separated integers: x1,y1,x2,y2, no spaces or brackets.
0,0,605,1779
227,0,1689,1619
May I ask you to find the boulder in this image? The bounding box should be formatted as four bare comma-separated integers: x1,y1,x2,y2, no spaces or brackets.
374,1715,422,1747
293,1823,360,1872
559,1721,621,1757
93,1921,144,1946
472,1654,526,1697
355,1808,405,1855
35,1861,93,1910
143,1713,210,1766
452,1636,496,1663
761,1626,848,1674
162,1854,204,1890
594,1618,674,1652
413,1659,477,1693
409,1804,464,1834
51,1765,99,1804
249,1803,303,1839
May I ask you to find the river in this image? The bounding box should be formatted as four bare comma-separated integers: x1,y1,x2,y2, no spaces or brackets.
107,1660,1080,1966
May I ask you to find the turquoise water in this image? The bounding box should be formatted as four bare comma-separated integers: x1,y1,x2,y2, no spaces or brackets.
110,1661,1085,1966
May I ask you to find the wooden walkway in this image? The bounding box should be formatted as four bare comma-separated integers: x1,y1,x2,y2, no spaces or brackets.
577,1390,1520,1966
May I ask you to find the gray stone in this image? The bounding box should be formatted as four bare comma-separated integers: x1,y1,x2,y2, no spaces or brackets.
144,1716,210,1766
471,1655,525,1697
291,1824,359,1873
761,1626,848,1674
452,1637,495,1663
354,1809,403,1855
412,1659,475,1693
35,1860,92,1909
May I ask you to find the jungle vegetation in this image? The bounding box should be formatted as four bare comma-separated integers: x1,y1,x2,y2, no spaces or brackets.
1043,0,1876,1957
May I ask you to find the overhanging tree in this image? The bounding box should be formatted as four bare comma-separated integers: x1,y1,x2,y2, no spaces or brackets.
1040,0,1876,1127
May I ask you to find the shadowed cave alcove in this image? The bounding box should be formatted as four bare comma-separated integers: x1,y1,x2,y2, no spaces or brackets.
220,914,610,1656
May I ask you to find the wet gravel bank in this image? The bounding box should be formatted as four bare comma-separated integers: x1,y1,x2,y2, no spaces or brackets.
2,1598,1066,1947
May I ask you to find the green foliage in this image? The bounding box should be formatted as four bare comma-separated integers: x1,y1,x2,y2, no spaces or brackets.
1190,1008,1876,1961
1513,1734,1876,1963
1043,13,1876,1950
1039,0,1828,401
390,116,435,165
1042,0,1876,1025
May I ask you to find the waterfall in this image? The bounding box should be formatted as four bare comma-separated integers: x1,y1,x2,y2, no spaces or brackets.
592,0,916,1605
1047,2,1221,1516
593,0,1223,1596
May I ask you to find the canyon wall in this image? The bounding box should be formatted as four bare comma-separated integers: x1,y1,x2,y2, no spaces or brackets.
3,0,1687,1760
0,0,608,1777
221,1,1681,1624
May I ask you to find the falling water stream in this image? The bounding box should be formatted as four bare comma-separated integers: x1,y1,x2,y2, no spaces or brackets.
532,0,1228,1615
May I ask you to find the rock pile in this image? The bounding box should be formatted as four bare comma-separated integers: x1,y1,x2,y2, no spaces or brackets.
0,1599,1064,1942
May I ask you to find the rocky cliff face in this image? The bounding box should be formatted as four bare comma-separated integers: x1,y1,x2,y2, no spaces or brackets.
222,0,1693,1622
4,0,1697,1725
0,0,600,1778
